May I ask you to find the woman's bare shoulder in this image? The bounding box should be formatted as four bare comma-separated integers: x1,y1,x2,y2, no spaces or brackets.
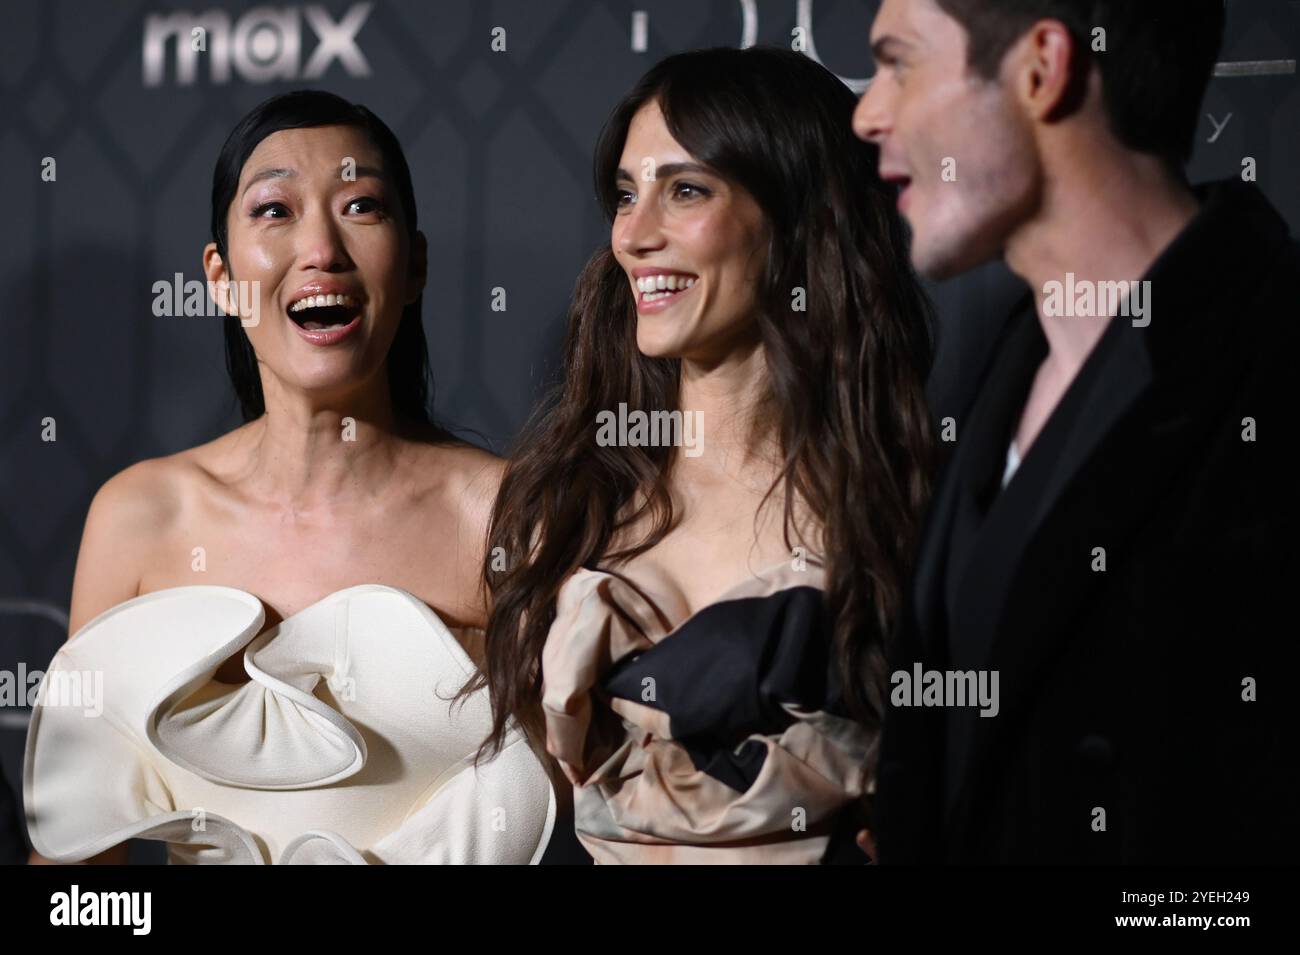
443,441,505,496
407,438,505,515
93,430,237,520
68,432,246,636
89,454,185,531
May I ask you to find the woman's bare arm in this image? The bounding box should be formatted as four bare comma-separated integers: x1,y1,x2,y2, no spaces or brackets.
67,462,170,636
450,449,507,630
30,461,172,865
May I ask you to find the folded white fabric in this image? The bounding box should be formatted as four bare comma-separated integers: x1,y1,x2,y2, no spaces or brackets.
24,584,555,864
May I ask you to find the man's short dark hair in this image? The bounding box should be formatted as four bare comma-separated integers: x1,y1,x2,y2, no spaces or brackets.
934,0,1225,166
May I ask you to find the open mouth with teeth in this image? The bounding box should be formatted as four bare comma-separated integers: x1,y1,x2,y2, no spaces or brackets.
288,293,361,330
636,273,697,304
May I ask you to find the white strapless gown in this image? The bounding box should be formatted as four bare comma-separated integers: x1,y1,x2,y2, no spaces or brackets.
23,584,555,864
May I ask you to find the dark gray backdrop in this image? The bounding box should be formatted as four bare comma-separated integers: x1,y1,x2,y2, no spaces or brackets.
1,0,1296,860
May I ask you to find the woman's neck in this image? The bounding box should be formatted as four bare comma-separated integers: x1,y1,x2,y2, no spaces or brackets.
229,372,405,516
675,337,779,484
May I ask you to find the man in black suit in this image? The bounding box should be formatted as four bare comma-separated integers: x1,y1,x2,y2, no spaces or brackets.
854,0,1298,862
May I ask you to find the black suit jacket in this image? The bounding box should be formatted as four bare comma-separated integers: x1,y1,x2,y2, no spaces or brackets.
875,180,1300,864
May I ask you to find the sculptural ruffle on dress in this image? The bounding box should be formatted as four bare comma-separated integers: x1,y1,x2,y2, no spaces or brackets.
25,584,555,864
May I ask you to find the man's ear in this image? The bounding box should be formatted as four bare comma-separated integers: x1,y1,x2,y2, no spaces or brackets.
202,242,234,315
1009,19,1083,123
406,230,428,305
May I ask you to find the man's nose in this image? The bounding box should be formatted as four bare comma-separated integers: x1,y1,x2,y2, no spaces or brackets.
852,79,891,145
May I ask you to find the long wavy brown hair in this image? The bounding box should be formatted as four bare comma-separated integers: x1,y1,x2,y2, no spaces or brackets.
465,48,936,781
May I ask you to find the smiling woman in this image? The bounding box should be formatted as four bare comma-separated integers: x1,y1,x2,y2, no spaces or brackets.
470,48,937,864
23,91,556,866
205,92,434,423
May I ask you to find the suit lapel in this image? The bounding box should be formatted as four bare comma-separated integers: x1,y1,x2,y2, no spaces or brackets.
942,181,1296,834
911,300,1038,662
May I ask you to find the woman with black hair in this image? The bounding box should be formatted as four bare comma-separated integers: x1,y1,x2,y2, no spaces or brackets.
24,91,554,865
469,47,936,863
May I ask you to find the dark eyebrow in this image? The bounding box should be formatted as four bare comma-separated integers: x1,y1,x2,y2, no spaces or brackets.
615,161,712,184
240,164,388,198
346,164,387,184
242,167,294,197
871,35,913,64
656,162,711,179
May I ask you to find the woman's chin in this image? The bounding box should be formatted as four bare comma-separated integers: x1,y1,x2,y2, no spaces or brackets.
635,328,689,360
277,364,376,400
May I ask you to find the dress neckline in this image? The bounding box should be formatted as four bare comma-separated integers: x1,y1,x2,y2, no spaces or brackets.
78,582,468,643
572,555,825,643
